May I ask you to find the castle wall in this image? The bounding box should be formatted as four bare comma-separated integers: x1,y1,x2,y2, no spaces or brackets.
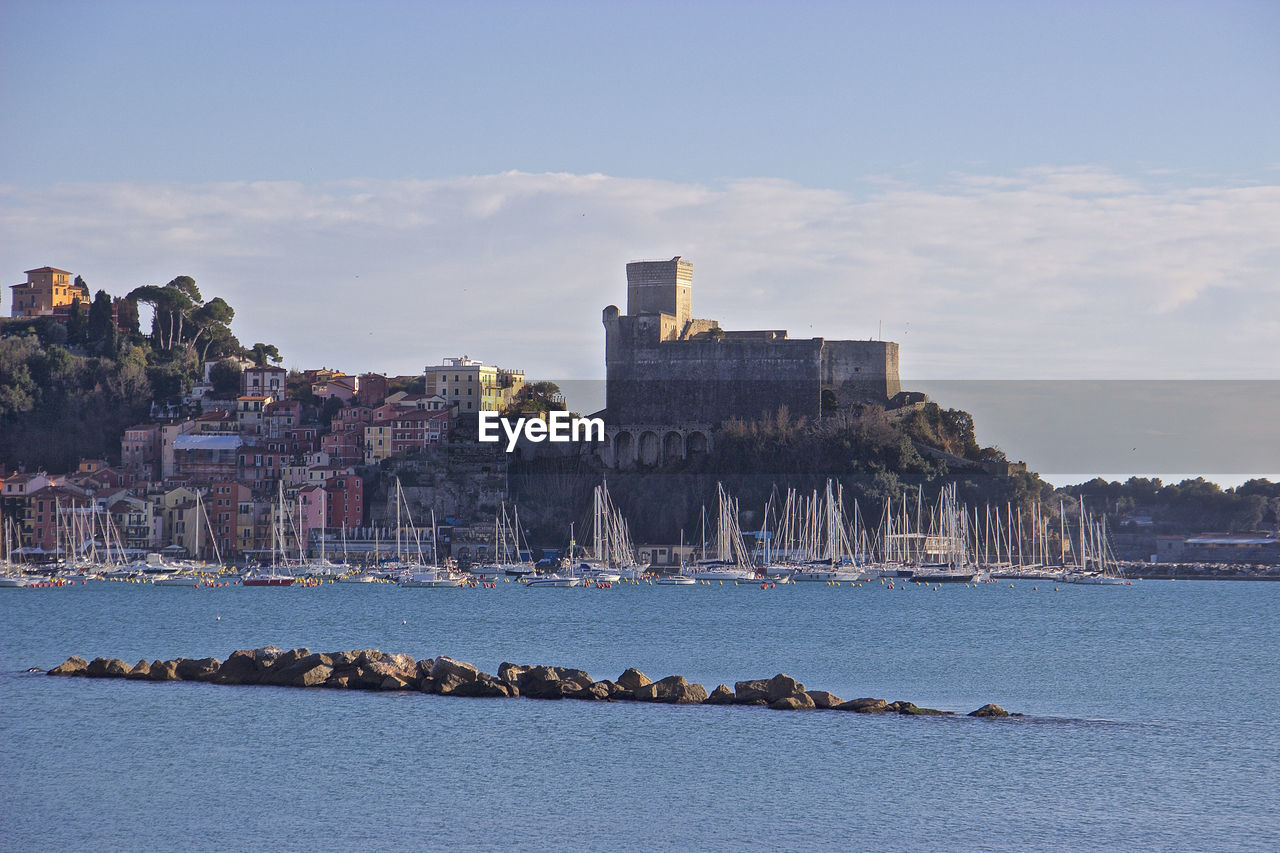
605,307,824,425
820,340,901,403
602,260,902,444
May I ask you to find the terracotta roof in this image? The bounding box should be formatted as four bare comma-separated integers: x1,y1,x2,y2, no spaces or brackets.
25,266,73,275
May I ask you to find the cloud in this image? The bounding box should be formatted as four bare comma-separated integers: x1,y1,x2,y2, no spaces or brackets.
2,168,1277,381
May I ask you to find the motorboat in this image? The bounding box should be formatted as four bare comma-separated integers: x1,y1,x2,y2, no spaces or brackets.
399,569,465,588
522,573,581,588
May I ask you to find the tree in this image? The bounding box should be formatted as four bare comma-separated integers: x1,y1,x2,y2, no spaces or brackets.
321,395,345,422
65,297,86,345
86,290,117,355
502,381,565,416
116,296,140,336
172,295,235,362
247,342,282,366
209,358,244,397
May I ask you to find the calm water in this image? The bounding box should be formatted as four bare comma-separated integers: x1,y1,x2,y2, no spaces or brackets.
2,579,1277,851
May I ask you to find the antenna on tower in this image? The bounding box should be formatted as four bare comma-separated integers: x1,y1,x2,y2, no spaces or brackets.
878,320,882,341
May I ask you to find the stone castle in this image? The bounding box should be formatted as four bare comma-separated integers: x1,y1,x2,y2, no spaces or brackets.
600,257,900,467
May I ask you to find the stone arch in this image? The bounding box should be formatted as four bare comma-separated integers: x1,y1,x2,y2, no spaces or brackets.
662,430,684,462
613,431,635,468
638,431,660,466
687,430,708,455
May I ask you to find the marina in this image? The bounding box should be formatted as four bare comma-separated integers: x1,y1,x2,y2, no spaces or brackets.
2,576,1277,851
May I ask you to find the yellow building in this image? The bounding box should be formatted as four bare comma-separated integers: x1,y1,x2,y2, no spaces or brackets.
425,356,524,415
157,487,206,559
9,267,88,318
364,424,392,464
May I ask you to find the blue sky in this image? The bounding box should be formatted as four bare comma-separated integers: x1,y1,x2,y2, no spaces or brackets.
2,1,1278,483
3,1,1277,188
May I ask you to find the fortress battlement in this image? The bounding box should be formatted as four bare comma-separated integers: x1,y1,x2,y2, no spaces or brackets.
602,258,901,439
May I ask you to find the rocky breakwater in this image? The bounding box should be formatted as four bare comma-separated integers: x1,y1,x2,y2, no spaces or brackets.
46,651,1018,718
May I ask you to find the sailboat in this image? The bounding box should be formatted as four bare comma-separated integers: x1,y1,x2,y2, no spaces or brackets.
911,483,981,583
0,513,35,587
471,503,534,579
790,481,870,583
1064,500,1128,585
683,484,760,582
243,482,296,586
154,491,219,586
568,483,644,582
523,524,583,587
397,483,465,588
655,530,697,585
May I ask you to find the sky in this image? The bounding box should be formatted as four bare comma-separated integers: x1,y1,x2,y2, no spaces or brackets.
2,1,1278,484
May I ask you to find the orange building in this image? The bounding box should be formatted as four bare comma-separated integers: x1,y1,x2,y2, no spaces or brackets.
9,267,88,318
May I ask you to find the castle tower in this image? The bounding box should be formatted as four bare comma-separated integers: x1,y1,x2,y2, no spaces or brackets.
626,257,692,329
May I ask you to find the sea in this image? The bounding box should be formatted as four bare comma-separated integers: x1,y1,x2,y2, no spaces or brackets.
2,578,1277,852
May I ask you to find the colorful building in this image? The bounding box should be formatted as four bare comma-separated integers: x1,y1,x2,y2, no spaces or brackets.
425,356,524,415
9,267,87,318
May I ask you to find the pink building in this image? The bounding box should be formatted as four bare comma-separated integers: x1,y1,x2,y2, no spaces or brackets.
325,474,364,530
391,409,450,455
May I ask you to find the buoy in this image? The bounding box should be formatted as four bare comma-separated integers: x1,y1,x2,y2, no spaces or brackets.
761,583,767,589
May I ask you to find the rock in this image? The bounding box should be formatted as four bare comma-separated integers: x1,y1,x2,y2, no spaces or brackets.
126,659,152,680
379,675,411,691
704,684,735,705
382,652,416,675
433,675,463,695
213,650,262,685
836,697,889,714
766,674,806,703
147,659,181,681
430,656,479,685
616,667,651,691
593,680,626,699
365,658,418,688
48,656,89,676
265,648,312,673
274,662,332,687
355,649,385,666
891,701,951,716
450,677,517,698
674,682,708,704
566,682,612,701
347,665,392,690
968,704,1011,718
86,657,131,679
251,646,284,670
176,657,221,682
632,675,707,704
497,662,528,685
518,666,566,700
769,693,817,711
332,650,364,668
552,667,594,690
806,690,843,709
326,673,354,689
733,679,771,705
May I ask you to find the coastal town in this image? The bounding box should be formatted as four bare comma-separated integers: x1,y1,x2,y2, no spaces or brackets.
3,262,1278,582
